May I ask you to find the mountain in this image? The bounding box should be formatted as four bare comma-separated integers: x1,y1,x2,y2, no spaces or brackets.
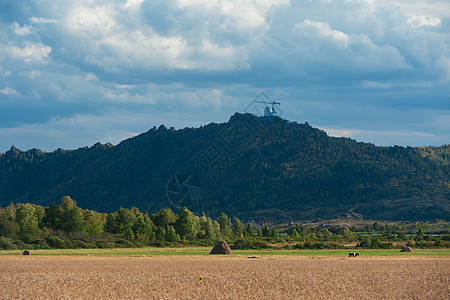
0,113,448,221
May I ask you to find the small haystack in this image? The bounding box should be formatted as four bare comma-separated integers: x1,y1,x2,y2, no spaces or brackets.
23,250,31,255
210,241,232,255
400,246,414,253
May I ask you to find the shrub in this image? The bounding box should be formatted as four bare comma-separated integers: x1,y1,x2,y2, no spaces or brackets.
92,240,114,249
115,239,135,248
152,241,167,247
45,235,67,249
33,239,51,249
294,242,341,249
231,238,270,250
71,240,89,249
0,237,16,250
14,240,32,250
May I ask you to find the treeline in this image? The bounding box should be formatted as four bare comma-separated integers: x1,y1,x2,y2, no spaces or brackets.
0,197,449,250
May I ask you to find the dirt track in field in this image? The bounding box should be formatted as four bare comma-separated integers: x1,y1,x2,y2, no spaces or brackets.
0,255,448,299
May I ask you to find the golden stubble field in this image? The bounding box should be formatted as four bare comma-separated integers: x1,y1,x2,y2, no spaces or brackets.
0,255,448,299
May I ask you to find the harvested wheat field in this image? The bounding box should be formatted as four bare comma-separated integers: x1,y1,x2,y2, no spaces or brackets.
0,255,448,299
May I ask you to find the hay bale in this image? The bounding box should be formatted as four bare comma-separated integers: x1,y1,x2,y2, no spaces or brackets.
23,250,31,255
400,246,414,253
210,241,232,255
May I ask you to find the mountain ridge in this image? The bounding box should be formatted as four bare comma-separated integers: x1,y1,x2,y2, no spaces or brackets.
1,113,448,221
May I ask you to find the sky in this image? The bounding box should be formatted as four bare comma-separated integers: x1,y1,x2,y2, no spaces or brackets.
0,0,449,153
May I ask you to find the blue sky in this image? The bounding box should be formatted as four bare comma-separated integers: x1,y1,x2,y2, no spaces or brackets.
0,0,449,153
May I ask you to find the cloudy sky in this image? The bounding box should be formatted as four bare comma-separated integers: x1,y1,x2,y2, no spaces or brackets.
0,0,449,153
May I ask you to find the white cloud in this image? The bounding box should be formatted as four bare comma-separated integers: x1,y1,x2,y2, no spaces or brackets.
271,17,410,74
8,43,52,63
10,22,35,36
0,66,11,78
29,17,59,24
29,70,41,79
0,87,20,96
65,4,117,37
361,81,393,89
102,83,224,109
407,15,441,28
99,30,192,70
123,0,144,10
295,20,350,48
383,0,450,19
86,73,98,81
195,40,247,70
177,0,267,31
52,0,286,73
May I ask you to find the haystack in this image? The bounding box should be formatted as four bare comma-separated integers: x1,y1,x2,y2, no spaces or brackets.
400,246,414,253
210,241,232,255
23,250,31,255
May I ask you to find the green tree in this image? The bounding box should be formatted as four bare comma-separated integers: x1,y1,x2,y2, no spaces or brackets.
416,228,425,241
270,228,279,239
61,208,84,233
42,203,62,230
257,228,263,237
124,226,135,242
289,228,299,238
16,203,40,242
295,225,310,236
217,213,232,237
156,226,166,241
212,221,221,237
4,203,16,220
60,196,76,211
58,196,84,233
262,225,270,237
105,212,119,234
417,228,424,237
397,231,407,240
165,225,179,242
151,208,177,227
244,223,255,237
232,217,244,238
321,228,332,237
338,226,351,237
132,209,154,242
358,236,372,248
0,204,18,238
372,222,383,231
34,205,45,228
115,208,137,240
198,215,218,240
82,210,104,235
174,208,198,240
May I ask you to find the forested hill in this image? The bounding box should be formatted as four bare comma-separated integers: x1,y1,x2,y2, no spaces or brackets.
0,113,448,221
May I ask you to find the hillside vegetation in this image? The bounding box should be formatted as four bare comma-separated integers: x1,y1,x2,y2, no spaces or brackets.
0,113,448,221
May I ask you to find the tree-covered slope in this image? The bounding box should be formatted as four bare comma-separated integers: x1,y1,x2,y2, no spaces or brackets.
0,114,448,221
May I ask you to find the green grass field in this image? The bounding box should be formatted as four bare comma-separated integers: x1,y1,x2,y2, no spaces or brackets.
1,247,449,257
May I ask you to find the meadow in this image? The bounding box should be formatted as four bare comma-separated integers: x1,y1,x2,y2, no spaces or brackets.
0,248,449,299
